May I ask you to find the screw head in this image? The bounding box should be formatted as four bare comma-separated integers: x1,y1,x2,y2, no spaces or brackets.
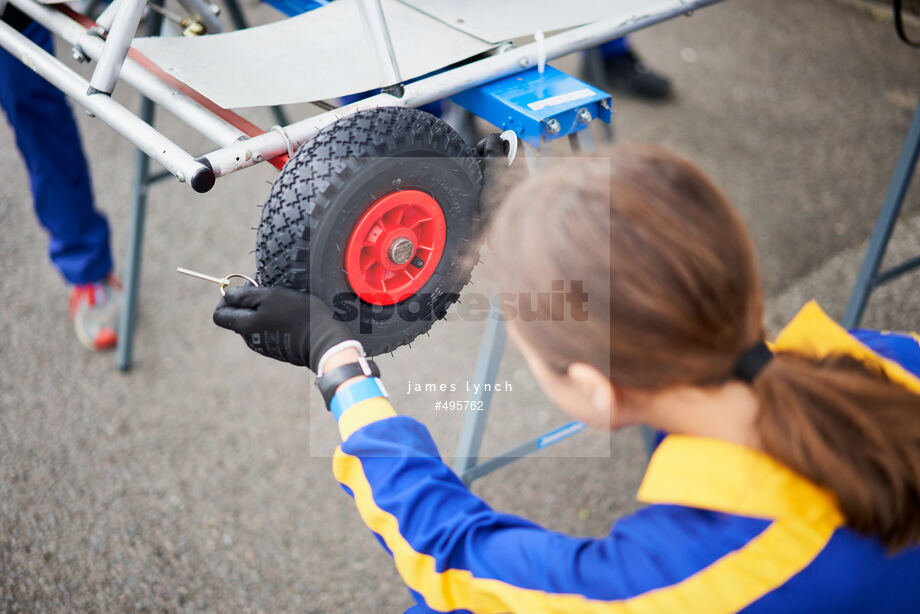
577,108,592,123
545,118,562,135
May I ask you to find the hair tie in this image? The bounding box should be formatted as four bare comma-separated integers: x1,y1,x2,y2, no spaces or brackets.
732,341,774,383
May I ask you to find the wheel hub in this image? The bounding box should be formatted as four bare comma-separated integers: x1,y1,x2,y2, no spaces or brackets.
344,190,447,305
388,237,415,265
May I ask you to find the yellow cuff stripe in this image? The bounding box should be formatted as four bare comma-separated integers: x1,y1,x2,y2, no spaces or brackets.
333,445,841,614
337,397,397,440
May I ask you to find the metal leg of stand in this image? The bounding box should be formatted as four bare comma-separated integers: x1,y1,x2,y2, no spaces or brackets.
453,298,507,481
582,48,614,143
116,4,164,371
116,96,154,371
221,0,289,126
450,293,614,484
568,128,595,153
460,421,586,485
843,97,920,329
444,102,478,147
522,142,548,174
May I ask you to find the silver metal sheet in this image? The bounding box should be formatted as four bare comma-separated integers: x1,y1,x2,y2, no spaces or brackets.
398,0,663,43
133,0,495,108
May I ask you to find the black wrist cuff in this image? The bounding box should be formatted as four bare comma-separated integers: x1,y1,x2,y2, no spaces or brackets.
315,360,380,408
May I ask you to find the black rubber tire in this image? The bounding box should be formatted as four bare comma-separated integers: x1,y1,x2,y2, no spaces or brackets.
256,107,483,356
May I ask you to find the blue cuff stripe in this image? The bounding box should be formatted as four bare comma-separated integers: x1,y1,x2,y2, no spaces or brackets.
330,377,388,419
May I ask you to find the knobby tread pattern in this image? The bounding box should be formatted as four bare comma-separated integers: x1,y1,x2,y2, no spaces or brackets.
256,107,483,355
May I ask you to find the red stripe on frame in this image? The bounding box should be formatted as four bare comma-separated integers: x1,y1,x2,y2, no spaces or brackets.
57,5,288,170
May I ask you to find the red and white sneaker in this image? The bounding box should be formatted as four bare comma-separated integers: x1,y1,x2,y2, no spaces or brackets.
69,274,122,350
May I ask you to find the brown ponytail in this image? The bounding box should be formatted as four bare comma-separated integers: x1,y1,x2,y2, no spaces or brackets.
490,143,920,551
754,353,920,550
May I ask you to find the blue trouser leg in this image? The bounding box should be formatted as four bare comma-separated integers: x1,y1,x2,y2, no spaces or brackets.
0,21,113,285
598,36,630,58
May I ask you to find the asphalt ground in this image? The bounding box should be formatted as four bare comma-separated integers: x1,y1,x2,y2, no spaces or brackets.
1,0,919,611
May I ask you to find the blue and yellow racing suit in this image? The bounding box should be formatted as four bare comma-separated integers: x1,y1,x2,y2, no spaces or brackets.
330,302,920,613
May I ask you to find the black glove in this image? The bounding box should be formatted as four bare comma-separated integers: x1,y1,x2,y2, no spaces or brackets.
213,286,353,372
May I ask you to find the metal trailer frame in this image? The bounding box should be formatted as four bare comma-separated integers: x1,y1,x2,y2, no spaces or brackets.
0,0,913,484
0,0,724,373
0,0,720,481
0,0,723,191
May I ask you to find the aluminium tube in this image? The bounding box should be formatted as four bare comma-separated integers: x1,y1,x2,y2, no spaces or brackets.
8,0,245,146
0,18,213,190
87,0,146,94
95,0,121,33
200,0,724,179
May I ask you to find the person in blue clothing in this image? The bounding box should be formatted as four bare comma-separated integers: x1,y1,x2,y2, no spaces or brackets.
1,4,121,350
213,144,920,613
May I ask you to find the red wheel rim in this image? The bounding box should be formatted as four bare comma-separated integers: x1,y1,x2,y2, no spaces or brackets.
344,190,447,305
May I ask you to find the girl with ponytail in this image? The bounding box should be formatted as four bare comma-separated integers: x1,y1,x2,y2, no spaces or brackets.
493,144,920,552
215,143,920,613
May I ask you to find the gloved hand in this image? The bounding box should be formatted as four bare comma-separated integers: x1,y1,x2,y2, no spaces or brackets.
213,286,354,372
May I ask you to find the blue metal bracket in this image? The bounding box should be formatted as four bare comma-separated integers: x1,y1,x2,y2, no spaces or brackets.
450,65,612,147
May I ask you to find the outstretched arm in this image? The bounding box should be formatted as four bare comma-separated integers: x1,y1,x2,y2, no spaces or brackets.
330,392,659,614
213,286,663,613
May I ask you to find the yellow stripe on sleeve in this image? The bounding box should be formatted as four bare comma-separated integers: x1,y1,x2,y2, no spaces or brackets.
333,446,841,614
